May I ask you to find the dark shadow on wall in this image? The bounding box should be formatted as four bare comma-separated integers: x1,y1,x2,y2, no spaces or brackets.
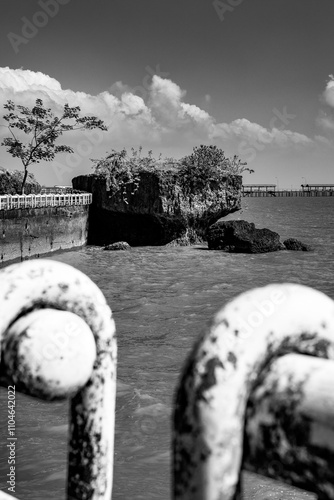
87,206,187,246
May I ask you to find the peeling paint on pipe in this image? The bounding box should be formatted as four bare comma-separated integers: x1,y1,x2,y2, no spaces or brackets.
245,353,334,499
0,259,117,500
173,284,334,500
2,270,334,500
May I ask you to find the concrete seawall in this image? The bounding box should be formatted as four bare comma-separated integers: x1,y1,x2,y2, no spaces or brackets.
0,205,89,266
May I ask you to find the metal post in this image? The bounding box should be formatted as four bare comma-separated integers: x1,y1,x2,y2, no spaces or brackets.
0,260,117,500
244,352,334,496
173,283,334,500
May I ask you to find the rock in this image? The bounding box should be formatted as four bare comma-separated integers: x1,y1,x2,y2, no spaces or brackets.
207,220,284,253
104,241,131,251
164,229,199,247
283,238,312,251
0,168,41,194
72,171,241,246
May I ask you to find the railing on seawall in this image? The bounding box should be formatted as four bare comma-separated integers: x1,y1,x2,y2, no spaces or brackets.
40,186,86,195
0,260,334,499
0,193,92,210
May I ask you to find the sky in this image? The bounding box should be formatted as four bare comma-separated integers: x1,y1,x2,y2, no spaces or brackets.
1,0,334,188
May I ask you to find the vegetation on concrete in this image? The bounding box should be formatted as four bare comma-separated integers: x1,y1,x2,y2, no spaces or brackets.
91,144,253,202
178,144,253,195
91,147,159,203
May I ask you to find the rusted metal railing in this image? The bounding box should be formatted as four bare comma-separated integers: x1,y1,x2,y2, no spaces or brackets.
1,261,334,499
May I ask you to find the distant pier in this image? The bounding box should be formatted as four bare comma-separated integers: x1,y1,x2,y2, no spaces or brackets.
243,184,334,197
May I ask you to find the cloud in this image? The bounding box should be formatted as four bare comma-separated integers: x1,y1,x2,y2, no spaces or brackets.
0,66,161,146
181,102,212,124
0,66,61,93
210,118,312,147
315,76,334,145
147,75,186,128
0,66,314,160
314,134,334,146
316,113,334,132
323,75,334,108
105,80,134,99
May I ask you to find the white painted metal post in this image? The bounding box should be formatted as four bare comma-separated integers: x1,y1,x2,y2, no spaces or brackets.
244,352,334,496
0,259,117,500
173,284,334,500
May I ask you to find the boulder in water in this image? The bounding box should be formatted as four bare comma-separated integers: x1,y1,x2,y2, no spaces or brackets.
207,220,284,253
104,241,131,251
283,238,312,251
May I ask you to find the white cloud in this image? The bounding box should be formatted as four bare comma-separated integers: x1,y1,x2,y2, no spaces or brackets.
106,80,133,99
0,66,161,146
315,134,334,146
181,102,212,124
0,66,314,161
315,76,334,144
323,75,334,108
316,111,334,133
210,118,311,147
147,75,186,128
0,66,61,92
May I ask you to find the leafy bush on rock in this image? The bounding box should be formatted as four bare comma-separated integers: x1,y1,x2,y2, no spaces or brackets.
91,144,251,202
179,145,253,195
91,147,162,203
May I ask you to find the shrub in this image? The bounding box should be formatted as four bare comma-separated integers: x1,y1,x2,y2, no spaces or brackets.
91,147,161,203
91,144,253,201
178,145,253,194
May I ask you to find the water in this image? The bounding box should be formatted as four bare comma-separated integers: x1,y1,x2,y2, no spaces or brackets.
1,196,334,499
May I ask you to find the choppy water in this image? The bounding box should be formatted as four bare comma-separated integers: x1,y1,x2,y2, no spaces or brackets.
1,196,334,499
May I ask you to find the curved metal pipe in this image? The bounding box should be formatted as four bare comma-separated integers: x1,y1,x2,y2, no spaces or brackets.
173,283,334,500
0,259,117,500
244,353,334,497
1,262,334,500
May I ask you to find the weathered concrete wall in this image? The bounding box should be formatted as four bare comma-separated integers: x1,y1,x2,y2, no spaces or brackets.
0,205,89,266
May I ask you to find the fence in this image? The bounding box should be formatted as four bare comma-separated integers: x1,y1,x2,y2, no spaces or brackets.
0,193,92,210
0,261,334,500
40,186,85,194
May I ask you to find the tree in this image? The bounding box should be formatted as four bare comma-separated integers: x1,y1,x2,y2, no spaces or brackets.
1,99,107,193
179,144,254,194
181,144,253,174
